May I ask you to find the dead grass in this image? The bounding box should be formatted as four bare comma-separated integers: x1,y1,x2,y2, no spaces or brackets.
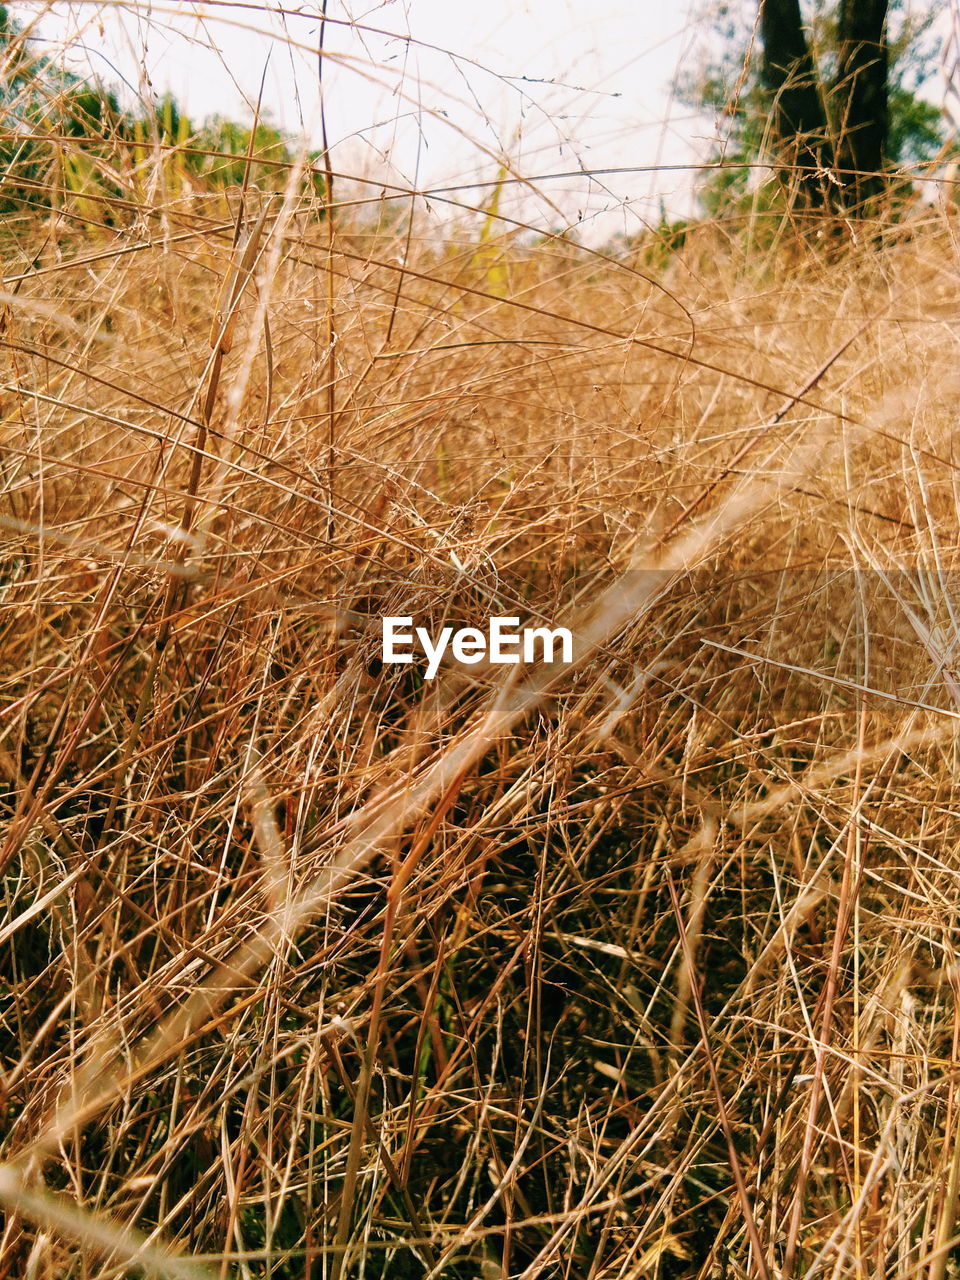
3,10,960,1280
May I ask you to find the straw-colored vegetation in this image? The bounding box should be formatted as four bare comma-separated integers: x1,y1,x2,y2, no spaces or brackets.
3,6,960,1280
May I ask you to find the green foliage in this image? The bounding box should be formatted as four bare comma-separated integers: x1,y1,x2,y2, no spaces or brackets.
888,83,946,166
191,114,327,200
0,4,321,225
678,0,952,216
193,115,290,187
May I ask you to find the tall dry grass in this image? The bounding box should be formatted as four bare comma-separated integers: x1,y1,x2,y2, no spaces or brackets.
2,6,960,1280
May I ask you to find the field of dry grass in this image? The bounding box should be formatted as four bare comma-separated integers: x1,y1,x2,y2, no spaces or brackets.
4,10,960,1280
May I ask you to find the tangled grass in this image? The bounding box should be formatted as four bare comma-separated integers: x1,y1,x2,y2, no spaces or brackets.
3,9,960,1280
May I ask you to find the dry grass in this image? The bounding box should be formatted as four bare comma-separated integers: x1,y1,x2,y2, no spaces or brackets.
3,8,960,1280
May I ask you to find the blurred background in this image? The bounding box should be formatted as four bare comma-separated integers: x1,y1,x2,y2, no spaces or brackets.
17,1,954,243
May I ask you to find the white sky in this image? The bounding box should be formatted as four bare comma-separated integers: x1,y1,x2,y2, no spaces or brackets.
21,1,710,239
22,1,955,239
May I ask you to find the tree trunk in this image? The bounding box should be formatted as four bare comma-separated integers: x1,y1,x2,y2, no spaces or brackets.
835,0,889,209
759,0,835,209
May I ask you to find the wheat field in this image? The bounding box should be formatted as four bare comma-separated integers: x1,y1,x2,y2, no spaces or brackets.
2,5,960,1279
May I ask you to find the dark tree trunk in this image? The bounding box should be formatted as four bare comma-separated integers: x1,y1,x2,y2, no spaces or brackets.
835,0,889,209
759,0,835,209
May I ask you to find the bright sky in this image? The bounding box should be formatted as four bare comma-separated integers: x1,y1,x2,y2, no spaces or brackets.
20,1,960,237
30,1,956,241
24,1,712,239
